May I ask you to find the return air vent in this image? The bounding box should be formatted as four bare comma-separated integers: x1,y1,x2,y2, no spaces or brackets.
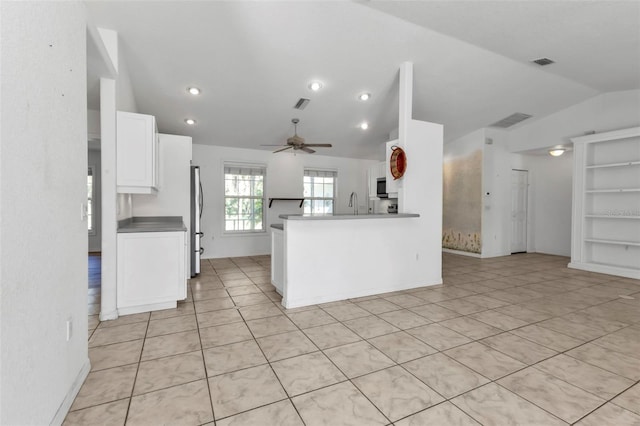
532,57,555,66
294,98,310,110
490,113,532,128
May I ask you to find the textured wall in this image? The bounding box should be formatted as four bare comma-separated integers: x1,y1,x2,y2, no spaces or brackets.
1,2,89,423
443,149,482,253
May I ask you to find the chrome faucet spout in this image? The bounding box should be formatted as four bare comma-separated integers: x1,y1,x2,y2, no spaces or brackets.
349,192,358,215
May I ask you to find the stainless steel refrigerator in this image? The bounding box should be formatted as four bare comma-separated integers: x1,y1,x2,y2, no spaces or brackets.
190,166,203,276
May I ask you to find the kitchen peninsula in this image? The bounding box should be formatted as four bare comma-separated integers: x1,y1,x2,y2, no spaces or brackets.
272,213,433,308
273,62,444,308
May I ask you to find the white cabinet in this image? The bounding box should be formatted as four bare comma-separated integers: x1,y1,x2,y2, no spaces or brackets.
570,126,640,279
117,111,159,194
368,161,386,199
117,231,187,315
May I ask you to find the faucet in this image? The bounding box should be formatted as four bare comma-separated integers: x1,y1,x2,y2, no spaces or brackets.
349,192,358,215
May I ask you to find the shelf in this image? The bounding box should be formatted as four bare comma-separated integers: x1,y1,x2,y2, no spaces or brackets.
585,215,640,219
585,188,640,193
586,160,640,169
268,198,305,208
584,238,640,247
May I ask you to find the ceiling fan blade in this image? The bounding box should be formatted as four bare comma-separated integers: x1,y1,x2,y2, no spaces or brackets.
261,144,289,146
273,146,293,153
303,144,332,148
300,146,316,154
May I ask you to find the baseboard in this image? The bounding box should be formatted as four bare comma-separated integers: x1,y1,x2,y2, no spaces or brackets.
99,309,118,321
568,262,640,279
51,358,91,426
118,301,176,316
283,278,442,309
442,248,482,258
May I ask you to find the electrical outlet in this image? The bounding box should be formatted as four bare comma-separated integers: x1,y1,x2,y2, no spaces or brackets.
66,318,73,341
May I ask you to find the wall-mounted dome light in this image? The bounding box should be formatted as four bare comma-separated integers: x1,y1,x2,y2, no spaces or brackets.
359,122,369,130
549,149,565,157
358,93,371,101
184,118,197,125
187,87,201,95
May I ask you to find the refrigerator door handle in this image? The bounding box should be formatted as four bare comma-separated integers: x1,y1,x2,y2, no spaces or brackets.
199,181,204,219
195,232,204,236
199,247,204,254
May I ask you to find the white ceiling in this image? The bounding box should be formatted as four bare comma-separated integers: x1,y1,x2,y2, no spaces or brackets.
85,1,639,159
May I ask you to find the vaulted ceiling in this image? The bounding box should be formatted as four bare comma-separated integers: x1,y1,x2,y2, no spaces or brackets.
86,1,640,159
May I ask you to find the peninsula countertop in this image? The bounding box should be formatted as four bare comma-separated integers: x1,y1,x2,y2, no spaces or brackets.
117,216,187,233
279,213,419,221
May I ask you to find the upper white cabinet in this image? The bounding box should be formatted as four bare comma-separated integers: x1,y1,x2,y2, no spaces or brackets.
368,161,386,199
570,126,640,279
117,111,159,194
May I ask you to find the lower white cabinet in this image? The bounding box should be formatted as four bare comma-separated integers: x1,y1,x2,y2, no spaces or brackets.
117,231,187,315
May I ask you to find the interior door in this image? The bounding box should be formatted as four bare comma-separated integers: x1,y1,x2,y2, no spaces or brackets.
511,169,528,253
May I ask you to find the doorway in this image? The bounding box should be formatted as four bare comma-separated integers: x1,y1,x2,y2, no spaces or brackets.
511,169,528,253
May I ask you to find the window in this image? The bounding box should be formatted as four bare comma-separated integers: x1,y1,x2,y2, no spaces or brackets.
224,165,266,232
303,169,336,215
87,166,94,234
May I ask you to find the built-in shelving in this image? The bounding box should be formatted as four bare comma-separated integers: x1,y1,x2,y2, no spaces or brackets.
585,215,640,219
586,188,640,193
584,238,640,247
586,160,640,169
570,126,640,279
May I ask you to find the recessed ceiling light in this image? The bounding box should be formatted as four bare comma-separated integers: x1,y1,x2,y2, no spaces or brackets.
358,93,371,101
187,87,201,95
184,118,196,125
308,81,323,91
549,149,565,157
359,122,369,130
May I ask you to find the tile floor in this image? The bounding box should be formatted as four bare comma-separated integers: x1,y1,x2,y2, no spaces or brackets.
69,253,640,425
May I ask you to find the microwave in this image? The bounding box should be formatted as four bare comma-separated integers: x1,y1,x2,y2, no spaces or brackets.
376,178,388,198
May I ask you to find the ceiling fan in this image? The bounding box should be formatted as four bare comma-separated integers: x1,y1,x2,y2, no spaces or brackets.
262,118,332,154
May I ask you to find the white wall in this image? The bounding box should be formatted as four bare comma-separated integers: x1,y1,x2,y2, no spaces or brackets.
509,90,640,152
94,26,138,321
505,90,640,257
132,134,192,271
1,2,90,424
519,153,574,256
482,129,512,257
192,144,377,258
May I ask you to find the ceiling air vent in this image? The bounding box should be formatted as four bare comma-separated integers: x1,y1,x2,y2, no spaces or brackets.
532,58,555,66
294,98,310,110
490,113,532,128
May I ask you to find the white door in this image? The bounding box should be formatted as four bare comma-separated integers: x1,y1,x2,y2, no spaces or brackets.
511,169,528,253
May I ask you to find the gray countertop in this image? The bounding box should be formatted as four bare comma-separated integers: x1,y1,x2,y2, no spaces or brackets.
117,216,187,233
271,224,284,230
279,213,419,221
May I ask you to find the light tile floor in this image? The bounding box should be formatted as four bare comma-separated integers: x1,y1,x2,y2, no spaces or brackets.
68,253,640,425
